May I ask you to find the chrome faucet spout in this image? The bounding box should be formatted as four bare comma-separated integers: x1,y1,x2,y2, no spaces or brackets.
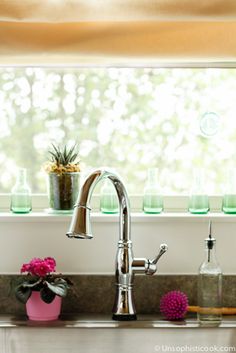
66,168,167,320
67,169,130,242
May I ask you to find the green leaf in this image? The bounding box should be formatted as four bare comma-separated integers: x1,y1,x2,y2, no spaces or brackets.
48,143,79,166
40,287,56,304
63,145,69,164
51,143,60,155
63,145,67,157
50,144,62,165
66,144,76,163
70,153,78,163
14,285,32,304
22,278,42,288
49,151,58,161
45,279,69,298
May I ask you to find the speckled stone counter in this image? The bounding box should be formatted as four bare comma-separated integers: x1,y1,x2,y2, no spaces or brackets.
0,275,236,315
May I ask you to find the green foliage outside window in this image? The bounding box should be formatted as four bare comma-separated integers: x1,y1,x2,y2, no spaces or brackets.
0,68,235,194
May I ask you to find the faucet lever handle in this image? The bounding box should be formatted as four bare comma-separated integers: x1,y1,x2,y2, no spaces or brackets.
152,243,168,264
146,243,168,275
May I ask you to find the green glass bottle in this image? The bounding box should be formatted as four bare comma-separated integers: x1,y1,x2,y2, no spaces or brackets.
143,168,163,214
11,168,32,214
188,169,209,214
100,179,119,214
222,169,236,214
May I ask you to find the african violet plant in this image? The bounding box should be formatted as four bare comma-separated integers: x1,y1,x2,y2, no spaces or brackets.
15,257,72,304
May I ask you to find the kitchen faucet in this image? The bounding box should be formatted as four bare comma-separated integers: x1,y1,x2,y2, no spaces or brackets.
66,168,167,320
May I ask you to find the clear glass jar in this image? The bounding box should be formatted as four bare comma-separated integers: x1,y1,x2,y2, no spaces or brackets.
143,168,163,214
100,179,119,214
188,169,209,214
222,169,236,214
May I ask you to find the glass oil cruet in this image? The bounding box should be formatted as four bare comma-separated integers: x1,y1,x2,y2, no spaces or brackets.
198,221,222,326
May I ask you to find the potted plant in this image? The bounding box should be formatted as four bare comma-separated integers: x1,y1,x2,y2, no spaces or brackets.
44,143,80,212
15,257,72,321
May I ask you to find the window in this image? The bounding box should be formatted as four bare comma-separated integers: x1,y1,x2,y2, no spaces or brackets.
0,67,236,195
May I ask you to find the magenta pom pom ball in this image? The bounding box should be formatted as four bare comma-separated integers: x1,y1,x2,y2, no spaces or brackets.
160,290,188,320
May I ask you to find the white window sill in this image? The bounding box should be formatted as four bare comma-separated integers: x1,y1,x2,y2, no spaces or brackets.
0,212,236,223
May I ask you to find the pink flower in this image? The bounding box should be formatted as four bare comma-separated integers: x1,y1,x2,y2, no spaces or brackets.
44,257,56,272
28,258,44,276
20,257,57,277
31,261,50,277
20,263,31,273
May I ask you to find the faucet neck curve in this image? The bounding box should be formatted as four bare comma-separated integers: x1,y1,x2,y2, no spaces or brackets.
73,169,131,242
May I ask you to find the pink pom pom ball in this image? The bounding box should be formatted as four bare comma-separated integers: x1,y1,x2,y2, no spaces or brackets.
160,290,188,320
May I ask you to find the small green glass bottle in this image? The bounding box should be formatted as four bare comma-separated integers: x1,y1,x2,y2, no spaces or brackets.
100,179,119,214
11,168,32,214
222,169,236,214
188,169,209,214
143,168,163,214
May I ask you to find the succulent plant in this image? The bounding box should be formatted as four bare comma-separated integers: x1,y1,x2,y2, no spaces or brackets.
44,143,80,174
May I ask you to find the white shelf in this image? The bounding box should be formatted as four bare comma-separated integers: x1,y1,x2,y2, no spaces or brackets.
0,212,236,223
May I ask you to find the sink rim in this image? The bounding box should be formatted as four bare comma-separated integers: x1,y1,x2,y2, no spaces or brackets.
1,314,236,329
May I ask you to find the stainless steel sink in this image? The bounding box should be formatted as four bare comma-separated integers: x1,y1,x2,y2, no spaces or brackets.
2,315,236,353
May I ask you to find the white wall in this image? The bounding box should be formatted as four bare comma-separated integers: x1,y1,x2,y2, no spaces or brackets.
0,213,235,274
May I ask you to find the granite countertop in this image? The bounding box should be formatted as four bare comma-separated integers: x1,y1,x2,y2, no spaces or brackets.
0,314,236,328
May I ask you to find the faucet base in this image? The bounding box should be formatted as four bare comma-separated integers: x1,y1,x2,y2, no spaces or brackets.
112,284,136,320
112,314,137,321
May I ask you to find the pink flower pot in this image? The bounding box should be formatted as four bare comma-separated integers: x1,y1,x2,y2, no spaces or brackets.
26,291,62,321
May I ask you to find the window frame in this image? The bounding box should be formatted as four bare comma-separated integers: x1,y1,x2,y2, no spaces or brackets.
1,63,236,207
